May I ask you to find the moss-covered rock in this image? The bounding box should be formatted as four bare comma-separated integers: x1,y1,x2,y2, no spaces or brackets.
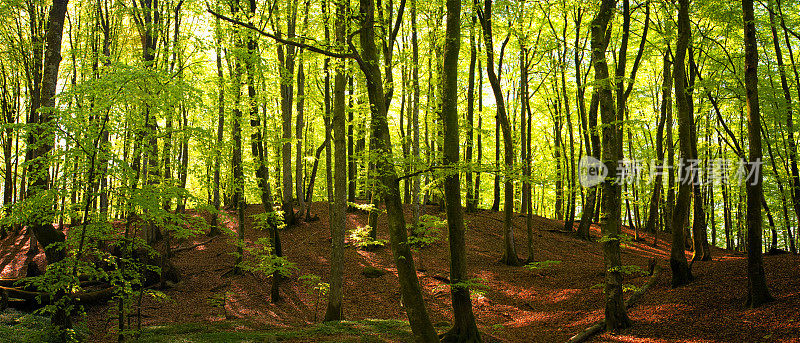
361,266,386,278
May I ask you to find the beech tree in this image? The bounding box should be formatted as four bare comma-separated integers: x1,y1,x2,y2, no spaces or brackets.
742,0,774,308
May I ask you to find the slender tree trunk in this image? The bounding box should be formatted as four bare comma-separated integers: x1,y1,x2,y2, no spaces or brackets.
577,93,600,240
277,0,298,226
771,0,799,254
491,120,500,212
743,0,774,307
296,42,307,220
645,52,671,237
209,13,225,237
480,0,521,266
465,13,477,214
355,0,439,339
0,65,17,238
324,0,347,321
411,0,422,231
439,1,482,340
591,0,631,330
670,0,694,287
25,0,69,265
475,58,483,211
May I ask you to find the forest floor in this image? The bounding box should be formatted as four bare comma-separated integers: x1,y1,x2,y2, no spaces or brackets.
2,202,800,342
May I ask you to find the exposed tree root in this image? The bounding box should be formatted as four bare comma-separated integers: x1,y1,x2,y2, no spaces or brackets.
566,263,663,343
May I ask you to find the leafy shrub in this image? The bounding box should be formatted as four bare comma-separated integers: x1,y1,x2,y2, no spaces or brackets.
348,225,387,250
598,233,634,247
299,274,329,322
250,211,286,231
408,214,445,249
240,238,297,278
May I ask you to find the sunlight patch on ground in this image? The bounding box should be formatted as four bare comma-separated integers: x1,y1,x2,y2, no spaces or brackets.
545,288,583,304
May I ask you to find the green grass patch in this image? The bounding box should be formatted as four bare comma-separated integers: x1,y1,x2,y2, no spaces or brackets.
0,309,86,343
135,318,415,343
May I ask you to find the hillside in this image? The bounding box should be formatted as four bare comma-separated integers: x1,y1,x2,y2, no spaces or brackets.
2,203,799,342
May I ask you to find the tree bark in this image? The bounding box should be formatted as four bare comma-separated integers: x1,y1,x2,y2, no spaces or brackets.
324,0,348,322
480,0,521,266
670,0,694,288
277,0,298,227
742,0,774,308
356,0,439,339
645,51,671,236
439,1,482,341
591,0,631,331
209,12,225,237
465,13,477,214
25,0,69,265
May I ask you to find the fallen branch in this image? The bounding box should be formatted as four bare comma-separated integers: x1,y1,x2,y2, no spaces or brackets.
567,263,663,343
172,237,216,254
0,284,114,305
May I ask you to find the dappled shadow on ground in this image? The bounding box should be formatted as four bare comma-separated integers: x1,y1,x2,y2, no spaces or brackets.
2,202,799,342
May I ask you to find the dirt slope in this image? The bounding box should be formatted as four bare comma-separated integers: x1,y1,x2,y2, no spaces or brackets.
2,202,799,342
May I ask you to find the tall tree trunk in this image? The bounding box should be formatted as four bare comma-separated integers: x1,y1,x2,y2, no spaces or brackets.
645,52,671,236
771,0,799,254
577,93,600,240
742,0,774,307
0,64,17,238
591,0,631,330
97,1,113,219
25,0,69,265
491,119,500,212
465,13,477,214
356,0,439,339
480,0,521,266
670,0,694,288
411,0,423,231
475,58,483,211
209,12,225,237
24,0,69,333
520,35,534,261
277,0,298,227
439,1,482,340
296,36,307,220
324,0,347,320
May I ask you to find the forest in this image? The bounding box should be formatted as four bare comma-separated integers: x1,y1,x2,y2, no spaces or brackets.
0,0,799,341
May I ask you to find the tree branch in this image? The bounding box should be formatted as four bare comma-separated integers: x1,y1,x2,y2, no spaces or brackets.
206,6,356,60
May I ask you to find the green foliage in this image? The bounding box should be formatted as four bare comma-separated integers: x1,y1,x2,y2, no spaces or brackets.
622,284,642,293
525,260,562,270
407,214,446,249
0,309,87,343
590,283,640,293
299,274,330,297
240,237,297,278
206,292,229,309
347,202,383,215
491,324,505,333
598,233,634,247
592,264,648,294
607,265,648,276
299,274,330,321
134,319,415,343
448,278,490,296
348,225,388,250
251,211,286,231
